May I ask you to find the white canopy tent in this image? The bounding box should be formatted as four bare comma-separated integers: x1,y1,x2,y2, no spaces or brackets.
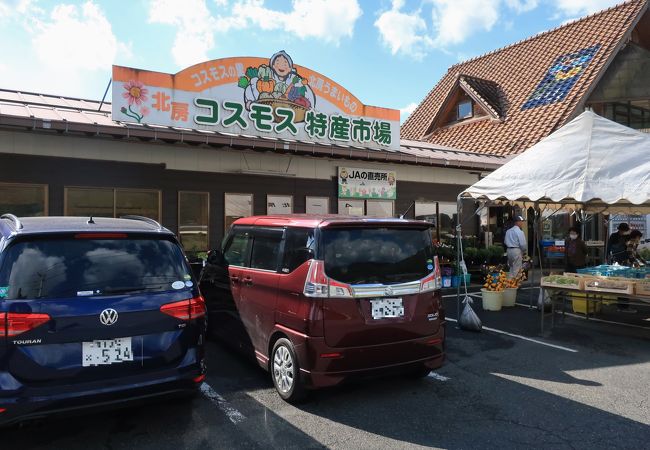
460,111,650,213
455,111,650,322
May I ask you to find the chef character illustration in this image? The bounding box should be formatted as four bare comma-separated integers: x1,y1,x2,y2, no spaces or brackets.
243,50,316,114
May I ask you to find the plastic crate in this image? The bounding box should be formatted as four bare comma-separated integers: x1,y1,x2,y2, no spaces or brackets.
569,292,602,314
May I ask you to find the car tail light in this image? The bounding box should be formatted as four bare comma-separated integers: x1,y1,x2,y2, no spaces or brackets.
0,312,51,338
160,296,206,320
193,374,206,384
0,408,6,413
303,260,353,298
420,256,442,292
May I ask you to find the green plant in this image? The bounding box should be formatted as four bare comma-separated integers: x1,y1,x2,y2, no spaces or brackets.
640,248,650,261
487,245,505,263
464,247,479,263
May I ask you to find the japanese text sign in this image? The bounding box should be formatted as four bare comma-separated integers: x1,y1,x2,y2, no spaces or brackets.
112,51,400,151
338,167,396,200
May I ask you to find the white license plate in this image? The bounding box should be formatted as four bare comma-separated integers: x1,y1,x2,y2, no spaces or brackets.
82,337,133,367
370,298,404,319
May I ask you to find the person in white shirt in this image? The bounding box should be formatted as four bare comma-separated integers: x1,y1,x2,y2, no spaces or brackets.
504,215,527,278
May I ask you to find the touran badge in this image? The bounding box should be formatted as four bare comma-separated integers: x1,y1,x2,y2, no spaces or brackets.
99,309,119,326
385,286,394,296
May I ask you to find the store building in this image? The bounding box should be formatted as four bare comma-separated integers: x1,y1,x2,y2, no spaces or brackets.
402,0,650,243
0,51,505,255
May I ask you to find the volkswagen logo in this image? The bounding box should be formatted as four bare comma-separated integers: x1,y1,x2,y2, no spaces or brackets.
385,286,394,296
99,308,119,326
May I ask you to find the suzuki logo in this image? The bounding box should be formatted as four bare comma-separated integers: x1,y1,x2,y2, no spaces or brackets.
99,308,119,326
385,286,394,296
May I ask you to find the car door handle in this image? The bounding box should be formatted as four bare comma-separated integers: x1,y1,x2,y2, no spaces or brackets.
230,276,240,284
242,277,253,286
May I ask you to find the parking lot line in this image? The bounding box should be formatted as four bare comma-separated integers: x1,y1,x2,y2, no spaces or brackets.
446,317,578,353
199,382,246,424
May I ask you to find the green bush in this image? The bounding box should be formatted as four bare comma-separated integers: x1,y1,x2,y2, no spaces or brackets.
640,248,650,261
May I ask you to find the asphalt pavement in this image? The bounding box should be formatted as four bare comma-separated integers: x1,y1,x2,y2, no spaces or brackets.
4,288,650,449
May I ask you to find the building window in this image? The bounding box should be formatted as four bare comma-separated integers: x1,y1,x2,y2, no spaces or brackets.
415,202,437,225
366,200,394,217
0,183,48,217
602,102,650,130
438,202,458,241
178,191,209,254
64,187,160,220
457,100,473,120
225,193,252,230
306,196,329,214
267,195,293,215
115,189,160,220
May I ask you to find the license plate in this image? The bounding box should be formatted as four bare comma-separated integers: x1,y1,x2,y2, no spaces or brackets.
82,337,133,367
370,298,404,319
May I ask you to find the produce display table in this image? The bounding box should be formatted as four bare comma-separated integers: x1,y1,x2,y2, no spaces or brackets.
540,287,650,333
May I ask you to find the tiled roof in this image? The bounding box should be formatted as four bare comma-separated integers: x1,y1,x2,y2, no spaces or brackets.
401,0,648,155
0,88,507,170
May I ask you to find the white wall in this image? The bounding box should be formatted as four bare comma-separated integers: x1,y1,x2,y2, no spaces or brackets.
0,129,480,186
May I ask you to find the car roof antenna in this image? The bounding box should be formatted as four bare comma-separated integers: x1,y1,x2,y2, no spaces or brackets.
88,216,95,224
399,201,415,219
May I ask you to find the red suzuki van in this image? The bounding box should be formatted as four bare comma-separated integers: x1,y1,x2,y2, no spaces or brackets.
200,215,445,402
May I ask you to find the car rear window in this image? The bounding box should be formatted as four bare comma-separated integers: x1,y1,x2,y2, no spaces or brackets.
320,227,434,285
0,236,191,300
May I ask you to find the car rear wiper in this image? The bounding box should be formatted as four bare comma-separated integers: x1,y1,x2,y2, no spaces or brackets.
101,285,166,295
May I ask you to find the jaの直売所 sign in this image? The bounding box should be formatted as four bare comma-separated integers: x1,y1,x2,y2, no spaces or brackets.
112,51,399,151
338,167,396,200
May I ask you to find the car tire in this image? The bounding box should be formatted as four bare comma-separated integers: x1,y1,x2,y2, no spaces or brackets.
408,364,432,379
271,338,307,403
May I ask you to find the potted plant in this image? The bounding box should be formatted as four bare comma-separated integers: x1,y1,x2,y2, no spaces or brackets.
502,270,527,307
481,269,506,311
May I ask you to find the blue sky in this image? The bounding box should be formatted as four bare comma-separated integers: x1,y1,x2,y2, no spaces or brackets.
0,0,620,121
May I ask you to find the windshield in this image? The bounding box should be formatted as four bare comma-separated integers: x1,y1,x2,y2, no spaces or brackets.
320,227,434,285
0,236,191,300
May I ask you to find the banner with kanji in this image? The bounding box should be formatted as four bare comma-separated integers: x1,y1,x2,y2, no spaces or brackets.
338,167,396,200
112,51,400,151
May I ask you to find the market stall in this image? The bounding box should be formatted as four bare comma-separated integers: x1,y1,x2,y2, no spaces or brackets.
454,111,650,331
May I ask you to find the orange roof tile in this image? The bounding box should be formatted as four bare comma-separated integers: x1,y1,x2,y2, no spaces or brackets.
401,0,648,155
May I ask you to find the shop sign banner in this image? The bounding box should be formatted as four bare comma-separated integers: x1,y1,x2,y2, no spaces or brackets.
112,51,399,152
338,167,396,200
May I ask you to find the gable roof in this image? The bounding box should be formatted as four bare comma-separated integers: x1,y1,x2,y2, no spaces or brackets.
458,75,504,119
402,0,648,156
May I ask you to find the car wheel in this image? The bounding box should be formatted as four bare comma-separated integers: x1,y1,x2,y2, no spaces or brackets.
408,364,432,379
271,338,307,403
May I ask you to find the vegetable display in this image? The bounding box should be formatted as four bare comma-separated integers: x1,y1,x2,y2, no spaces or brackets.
541,275,583,290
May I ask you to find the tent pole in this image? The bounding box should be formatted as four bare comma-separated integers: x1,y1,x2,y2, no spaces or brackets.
530,204,539,309
456,194,464,327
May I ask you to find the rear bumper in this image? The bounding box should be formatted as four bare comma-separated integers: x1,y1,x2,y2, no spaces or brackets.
0,365,203,426
292,323,446,389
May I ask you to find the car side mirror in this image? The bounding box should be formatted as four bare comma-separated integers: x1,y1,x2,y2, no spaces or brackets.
207,249,227,267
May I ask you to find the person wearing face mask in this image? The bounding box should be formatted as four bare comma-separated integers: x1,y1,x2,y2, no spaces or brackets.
607,222,631,264
565,226,588,274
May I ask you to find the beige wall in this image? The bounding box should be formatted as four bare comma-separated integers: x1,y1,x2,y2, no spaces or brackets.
0,129,480,186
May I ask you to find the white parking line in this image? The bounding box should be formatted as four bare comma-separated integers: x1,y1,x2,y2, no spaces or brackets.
200,382,246,424
446,317,578,353
428,372,450,381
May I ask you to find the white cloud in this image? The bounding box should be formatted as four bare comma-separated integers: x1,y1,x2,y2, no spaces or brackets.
400,102,418,122
31,2,130,71
0,1,129,97
223,0,362,44
505,0,538,13
374,0,433,60
431,0,500,47
148,0,362,67
148,0,215,67
552,0,619,16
